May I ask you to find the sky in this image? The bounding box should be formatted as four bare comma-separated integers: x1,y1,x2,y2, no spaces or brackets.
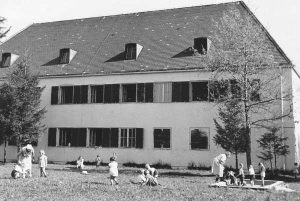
0,0,299,70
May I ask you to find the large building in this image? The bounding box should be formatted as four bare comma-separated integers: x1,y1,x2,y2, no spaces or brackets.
0,1,298,169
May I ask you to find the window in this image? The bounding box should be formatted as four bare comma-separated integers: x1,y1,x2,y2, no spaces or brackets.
153,82,172,102
137,83,153,102
190,128,209,150
104,84,120,103
192,81,208,101
1,53,11,67
250,79,260,101
122,84,136,102
59,48,70,64
172,82,189,102
59,128,86,147
230,80,241,99
119,128,143,148
194,37,210,55
102,128,119,147
60,85,88,104
209,80,229,101
91,85,104,103
154,128,171,149
90,128,103,146
51,86,59,105
125,43,137,60
48,128,56,146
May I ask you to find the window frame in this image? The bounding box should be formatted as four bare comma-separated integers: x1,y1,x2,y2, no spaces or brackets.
119,128,137,148
153,127,172,150
191,81,209,102
189,127,210,151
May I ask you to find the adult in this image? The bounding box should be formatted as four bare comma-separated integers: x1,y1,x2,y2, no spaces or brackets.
17,144,35,178
211,152,231,182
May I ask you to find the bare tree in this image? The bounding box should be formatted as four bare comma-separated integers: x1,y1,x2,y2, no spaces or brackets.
205,8,292,168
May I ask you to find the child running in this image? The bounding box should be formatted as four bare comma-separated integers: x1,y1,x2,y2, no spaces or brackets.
108,157,119,186
39,150,48,177
258,162,266,186
248,165,255,186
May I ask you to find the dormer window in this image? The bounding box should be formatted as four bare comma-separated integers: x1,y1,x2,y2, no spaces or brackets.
1,52,19,68
194,37,211,55
125,43,143,60
59,48,77,64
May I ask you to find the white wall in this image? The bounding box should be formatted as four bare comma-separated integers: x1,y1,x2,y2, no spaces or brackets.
0,69,296,169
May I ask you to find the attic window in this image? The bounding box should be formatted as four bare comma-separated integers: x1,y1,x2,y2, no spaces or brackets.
194,37,211,55
125,43,143,60
59,48,77,64
1,52,19,68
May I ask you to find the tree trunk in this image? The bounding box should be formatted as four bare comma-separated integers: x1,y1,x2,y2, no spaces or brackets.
245,117,251,168
274,153,277,170
3,139,7,164
235,150,238,170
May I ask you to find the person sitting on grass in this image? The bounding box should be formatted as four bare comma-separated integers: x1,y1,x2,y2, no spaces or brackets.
248,165,255,186
76,156,84,170
258,162,266,187
144,170,158,186
236,163,245,186
145,164,158,179
108,157,119,186
11,163,26,179
17,144,35,178
224,169,237,185
130,169,147,185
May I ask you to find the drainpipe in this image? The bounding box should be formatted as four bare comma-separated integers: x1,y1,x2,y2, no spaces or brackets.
280,66,286,170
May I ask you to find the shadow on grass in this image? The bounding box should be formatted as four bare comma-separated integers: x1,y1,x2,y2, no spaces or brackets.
160,172,213,177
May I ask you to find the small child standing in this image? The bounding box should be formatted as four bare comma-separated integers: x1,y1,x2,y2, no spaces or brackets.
236,163,245,186
248,165,255,186
95,155,101,168
39,150,48,177
108,157,119,186
76,156,84,169
258,162,266,186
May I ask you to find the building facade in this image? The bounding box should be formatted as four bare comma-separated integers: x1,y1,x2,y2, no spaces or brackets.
0,1,297,169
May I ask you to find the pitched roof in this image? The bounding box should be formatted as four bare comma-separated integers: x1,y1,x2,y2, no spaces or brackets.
0,1,290,78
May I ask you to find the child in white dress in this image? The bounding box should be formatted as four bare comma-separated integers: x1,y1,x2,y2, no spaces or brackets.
248,165,255,186
76,156,84,169
108,157,119,185
39,150,48,177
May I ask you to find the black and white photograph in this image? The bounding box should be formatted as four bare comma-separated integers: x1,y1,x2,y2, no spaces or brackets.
0,0,299,200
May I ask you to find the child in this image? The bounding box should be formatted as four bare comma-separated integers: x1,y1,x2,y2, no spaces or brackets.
76,156,84,169
17,144,34,178
236,163,245,186
39,150,48,177
248,165,255,186
11,163,26,179
294,162,299,180
95,155,101,168
224,170,237,185
258,162,266,186
144,170,158,186
108,157,118,185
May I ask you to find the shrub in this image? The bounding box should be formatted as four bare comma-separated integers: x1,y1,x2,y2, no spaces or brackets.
123,161,145,168
151,160,172,169
187,161,211,171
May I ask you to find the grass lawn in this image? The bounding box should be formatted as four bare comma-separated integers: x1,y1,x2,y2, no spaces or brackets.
1,163,300,201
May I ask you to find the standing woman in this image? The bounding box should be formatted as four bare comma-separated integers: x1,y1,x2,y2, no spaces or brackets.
211,152,231,182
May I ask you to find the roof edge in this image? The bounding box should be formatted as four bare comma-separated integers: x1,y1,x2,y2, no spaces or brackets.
239,1,293,66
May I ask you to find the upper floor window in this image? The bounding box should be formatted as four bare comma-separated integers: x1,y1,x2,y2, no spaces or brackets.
192,81,208,101
125,43,143,60
137,83,153,103
104,84,120,103
59,48,77,64
194,37,211,55
122,84,137,102
172,82,189,102
60,85,88,104
1,52,19,68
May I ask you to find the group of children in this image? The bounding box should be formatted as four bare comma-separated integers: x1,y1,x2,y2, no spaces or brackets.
11,144,48,179
221,162,266,187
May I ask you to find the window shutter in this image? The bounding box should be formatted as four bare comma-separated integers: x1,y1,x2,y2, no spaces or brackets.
51,86,59,105
102,128,110,147
81,85,88,103
136,128,144,148
110,128,119,147
48,128,56,146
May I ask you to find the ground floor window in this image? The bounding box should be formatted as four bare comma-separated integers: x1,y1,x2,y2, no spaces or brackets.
59,128,86,147
153,128,171,149
190,127,209,150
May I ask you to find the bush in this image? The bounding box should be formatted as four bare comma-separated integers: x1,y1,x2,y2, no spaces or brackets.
123,161,145,168
151,160,172,169
187,161,211,171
